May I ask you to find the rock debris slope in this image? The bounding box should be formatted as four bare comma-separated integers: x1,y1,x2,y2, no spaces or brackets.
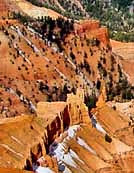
0,16,124,118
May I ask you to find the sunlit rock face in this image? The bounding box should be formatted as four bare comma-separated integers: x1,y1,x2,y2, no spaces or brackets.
47,104,134,173
0,89,134,173
111,40,134,84
0,12,122,118
0,90,90,172
0,1,134,172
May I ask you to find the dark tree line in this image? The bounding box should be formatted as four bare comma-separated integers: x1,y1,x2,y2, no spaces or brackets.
40,16,74,41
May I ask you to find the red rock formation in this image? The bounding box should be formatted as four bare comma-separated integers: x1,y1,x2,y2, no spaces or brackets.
74,20,110,46
0,88,134,173
111,39,134,84
94,27,110,46
96,85,107,108
0,15,120,118
67,89,90,125
74,20,100,34
0,89,90,171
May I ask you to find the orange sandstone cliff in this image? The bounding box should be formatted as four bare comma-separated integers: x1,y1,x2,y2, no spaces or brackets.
0,17,120,118
0,2,134,172
74,20,110,46
111,40,134,84
1,88,134,173
0,90,90,172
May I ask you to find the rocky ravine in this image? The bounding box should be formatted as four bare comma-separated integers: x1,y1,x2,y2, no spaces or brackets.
0,90,90,172
1,89,134,173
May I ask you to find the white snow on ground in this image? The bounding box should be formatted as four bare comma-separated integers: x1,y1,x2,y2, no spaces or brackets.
11,26,40,53
13,42,31,65
91,115,106,134
49,125,83,170
96,122,106,134
54,67,67,81
27,26,42,38
77,137,96,155
61,152,77,168
63,167,72,173
50,142,77,168
35,166,54,173
69,149,84,163
36,125,94,173
52,46,58,52
65,55,93,88
12,88,36,112
67,125,80,138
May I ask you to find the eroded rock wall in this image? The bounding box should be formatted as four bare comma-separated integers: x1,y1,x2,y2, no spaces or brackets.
0,89,90,172
74,20,110,46
67,89,90,125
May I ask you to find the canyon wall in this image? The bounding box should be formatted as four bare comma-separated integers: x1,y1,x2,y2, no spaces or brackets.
111,39,134,84
0,15,120,118
74,20,110,46
0,89,90,172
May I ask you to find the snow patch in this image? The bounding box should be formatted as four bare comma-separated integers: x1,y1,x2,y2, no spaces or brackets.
63,167,72,173
91,115,106,134
96,122,106,134
49,125,83,170
70,149,84,163
67,125,80,138
49,141,77,168
35,166,54,173
77,137,96,155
